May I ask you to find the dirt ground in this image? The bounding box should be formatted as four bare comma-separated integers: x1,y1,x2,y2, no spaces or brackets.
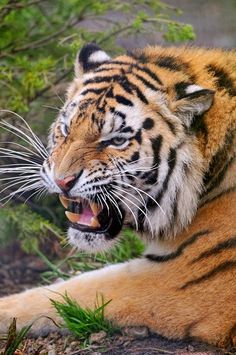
0,245,233,355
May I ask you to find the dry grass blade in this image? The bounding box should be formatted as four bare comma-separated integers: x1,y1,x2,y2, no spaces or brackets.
1,318,32,355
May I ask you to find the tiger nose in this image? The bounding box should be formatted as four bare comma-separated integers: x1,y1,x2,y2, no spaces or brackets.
55,175,76,192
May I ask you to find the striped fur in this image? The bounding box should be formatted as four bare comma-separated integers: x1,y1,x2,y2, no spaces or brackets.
0,44,235,347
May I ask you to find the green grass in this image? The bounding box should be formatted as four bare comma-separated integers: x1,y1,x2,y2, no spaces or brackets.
40,228,144,283
1,318,32,355
48,231,142,341
51,293,117,341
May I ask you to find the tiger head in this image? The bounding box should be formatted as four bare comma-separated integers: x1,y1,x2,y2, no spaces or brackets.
41,43,215,252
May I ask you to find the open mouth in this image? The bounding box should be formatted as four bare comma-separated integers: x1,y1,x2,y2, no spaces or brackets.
59,194,125,237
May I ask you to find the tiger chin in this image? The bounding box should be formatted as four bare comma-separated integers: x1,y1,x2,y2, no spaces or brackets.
0,43,235,349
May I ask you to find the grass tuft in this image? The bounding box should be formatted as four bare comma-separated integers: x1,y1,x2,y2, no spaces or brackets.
1,318,32,355
51,293,118,341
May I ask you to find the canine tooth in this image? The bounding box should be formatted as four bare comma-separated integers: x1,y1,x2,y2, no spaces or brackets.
59,195,69,208
90,217,101,228
90,202,101,216
65,211,81,223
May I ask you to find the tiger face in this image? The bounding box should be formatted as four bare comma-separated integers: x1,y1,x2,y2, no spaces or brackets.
40,43,215,252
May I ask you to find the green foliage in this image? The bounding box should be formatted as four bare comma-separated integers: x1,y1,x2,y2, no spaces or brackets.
164,22,196,42
0,203,62,253
0,0,195,127
40,229,144,283
51,293,117,341
1,318,32,355
96,228,145,264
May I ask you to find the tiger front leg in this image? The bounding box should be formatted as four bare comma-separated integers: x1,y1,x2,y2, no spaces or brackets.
0,259,162,336
0,256,233,347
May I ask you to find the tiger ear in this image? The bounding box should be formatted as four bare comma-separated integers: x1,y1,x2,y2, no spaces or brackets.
174,83,215,127
75,43,111,77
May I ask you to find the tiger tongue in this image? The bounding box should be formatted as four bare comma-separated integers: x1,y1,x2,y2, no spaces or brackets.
79,205,95,225
65,206,101,228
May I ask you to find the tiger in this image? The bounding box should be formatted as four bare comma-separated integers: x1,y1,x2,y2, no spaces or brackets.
0,43,235,348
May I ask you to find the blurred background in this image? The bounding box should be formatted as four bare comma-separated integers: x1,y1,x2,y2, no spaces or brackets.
0,0,235,296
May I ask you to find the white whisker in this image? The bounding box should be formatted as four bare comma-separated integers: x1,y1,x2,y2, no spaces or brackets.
103,186,123,219
111,189,154,236
115,179,165,216
0,121,47,159
0,141,45,158
0,110,48,157
110,190,139,231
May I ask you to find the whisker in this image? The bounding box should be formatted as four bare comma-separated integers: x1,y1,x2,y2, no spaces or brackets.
0,110,48,156
43,105,60,111
112,184,147,214
0,141,44,158
0,173,41,182
0,177,42,195
55,92,65,105
110,190,139,231
98,192,110,214
103,186,123,219
0,153,42,166
0,121,47,159
111,189,154,236
0,181,43,205
115,179,165,216
23,186,47,203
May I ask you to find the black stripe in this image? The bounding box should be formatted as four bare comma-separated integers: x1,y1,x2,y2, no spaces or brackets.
135,73,160,92
107,60,134,66
205,156,235,195
81,88,106,96
84,75,121,85
203,130,235,191
157,111,177,135
146,230,210,262
147,148,177,209
141,65,163,86
206,64,236,97
171,191,179,223
165,118,177,135
113,110,126,121
109,60,162,87
94,66,121,73
144,136,163,184
151,135,163,168
191,113,208,141
156,56,189,72
120,126,134,133
118,76,149,104
106,87,114,98
130,151,140,162
112,59,163,86
163,149,177,192
191,236,236,264
134,129,142,144
133,85,148,104
180,260,236,290
115,95,133,107
118,79,133,94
